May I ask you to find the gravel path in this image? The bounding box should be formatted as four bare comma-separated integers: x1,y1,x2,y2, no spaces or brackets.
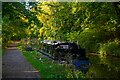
2,43,40,79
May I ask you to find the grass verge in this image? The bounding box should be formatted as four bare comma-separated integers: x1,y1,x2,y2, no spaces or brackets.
19,47,85,78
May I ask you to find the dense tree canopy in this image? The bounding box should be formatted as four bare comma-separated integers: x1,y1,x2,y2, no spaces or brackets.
2,2,120,56
2,2,120,79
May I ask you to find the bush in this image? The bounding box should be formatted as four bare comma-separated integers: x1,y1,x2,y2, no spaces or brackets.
99,39,120,57
78,29,99,53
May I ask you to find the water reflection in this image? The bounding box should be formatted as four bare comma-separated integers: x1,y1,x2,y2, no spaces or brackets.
86,54,120,78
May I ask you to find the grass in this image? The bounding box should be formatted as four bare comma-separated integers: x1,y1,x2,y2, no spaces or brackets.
2,48,6,57
23,51,63,78
0,47,2,57
19,44,85,78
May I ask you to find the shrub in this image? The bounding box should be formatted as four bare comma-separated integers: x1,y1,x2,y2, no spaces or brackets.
78,29,99,53
99,39,120,57
65,64,85,78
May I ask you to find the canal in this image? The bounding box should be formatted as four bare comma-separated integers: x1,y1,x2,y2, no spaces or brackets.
86,54,120,78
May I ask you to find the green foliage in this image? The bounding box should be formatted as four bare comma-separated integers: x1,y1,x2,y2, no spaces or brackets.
2,2,120,56
65,65,85,78
67,31,80,42
17,42,22,47
2,2,43,47
78,29,99,52
2,2,120,79
21,49,85,78
99,39,120,56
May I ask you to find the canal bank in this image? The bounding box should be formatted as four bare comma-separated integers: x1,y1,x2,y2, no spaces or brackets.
86,53,120,79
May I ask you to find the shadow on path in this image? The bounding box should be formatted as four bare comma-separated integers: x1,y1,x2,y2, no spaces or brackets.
2,42,40,79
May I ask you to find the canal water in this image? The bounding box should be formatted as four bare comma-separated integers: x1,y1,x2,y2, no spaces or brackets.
86,54,120,78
